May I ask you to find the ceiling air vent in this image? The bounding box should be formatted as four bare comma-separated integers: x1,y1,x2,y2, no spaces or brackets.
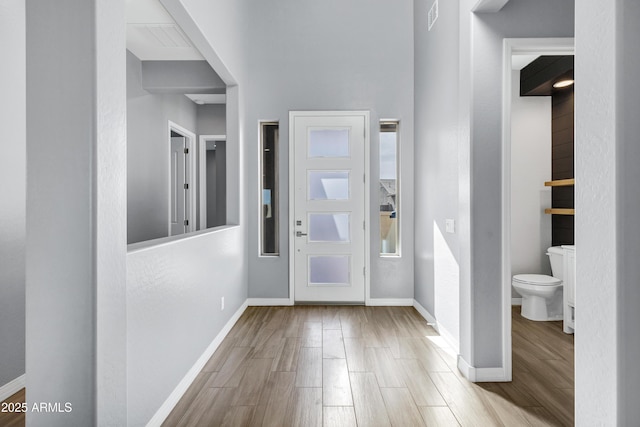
428,0,439,31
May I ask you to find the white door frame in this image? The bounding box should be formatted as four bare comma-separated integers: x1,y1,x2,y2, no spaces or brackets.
198,134,226,230
288,110,371,304
168,120,197,235
501,38,575,381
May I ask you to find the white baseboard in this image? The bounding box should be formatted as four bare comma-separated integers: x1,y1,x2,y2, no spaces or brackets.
412,299,436,323
146,300,249,427
512,297,522,305
0,374,25,402
247,298,293,306
457,355,509,382
413,300,460,354
367,298,414,306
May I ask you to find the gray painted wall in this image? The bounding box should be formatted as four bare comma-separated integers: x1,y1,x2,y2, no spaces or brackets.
141,60,225,93
575,0,640,423
414,0,463,346
0,0,26,390
127,227,247,425
196,104,226,230
197,104,226,135
127,50,198,244
617,2,640,421
510,70,552,293
204,142,227,227
25,0,127,425
126,0,248,424
414,0,574,365
243,0,415,300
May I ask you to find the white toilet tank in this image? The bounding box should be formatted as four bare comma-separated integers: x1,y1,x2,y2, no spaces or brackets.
547,246,564,280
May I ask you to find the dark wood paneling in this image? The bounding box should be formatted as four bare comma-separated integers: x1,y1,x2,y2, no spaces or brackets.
521,56,574,96
551,87,574,245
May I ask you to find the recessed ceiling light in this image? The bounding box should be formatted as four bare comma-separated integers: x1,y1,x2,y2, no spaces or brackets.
194,99,205,105
553,79,574,88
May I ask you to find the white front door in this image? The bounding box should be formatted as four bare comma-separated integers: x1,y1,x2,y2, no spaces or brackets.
290,112,368,303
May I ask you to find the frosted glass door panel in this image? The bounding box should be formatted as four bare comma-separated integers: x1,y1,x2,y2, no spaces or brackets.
308,129,350,158
309,256,350,285
309,213,350,242
308,171,350,200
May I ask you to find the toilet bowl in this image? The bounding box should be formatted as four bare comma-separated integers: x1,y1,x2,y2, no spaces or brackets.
512,246,564,321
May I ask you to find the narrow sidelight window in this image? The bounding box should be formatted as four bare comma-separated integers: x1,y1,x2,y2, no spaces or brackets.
379,121,399,255
260,122,279,255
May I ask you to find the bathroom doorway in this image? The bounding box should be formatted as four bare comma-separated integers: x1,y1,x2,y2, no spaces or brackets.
501,38,575,381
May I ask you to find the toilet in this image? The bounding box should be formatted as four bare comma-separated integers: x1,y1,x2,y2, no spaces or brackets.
512,246,564,321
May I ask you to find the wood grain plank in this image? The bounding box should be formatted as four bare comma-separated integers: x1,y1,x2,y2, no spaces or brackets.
0,389,26,427
296,347,322,387
288,387,322,427
220,406,254,426
232,358,273,406
419,406,460,426
397,358,447,407
302,321,323,347
322,329,345,359
343,338,367,372
364,347,405,388
429,372,501,427
272,337,302,372
162,372,214,426
322,307,342,330
380,387,425,426
323,358,353,406
209,346,253,387
252,371,296,427
350,372,391,427
323,406,357,427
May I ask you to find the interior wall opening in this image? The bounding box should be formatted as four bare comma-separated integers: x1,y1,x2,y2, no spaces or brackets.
125,0,231,246
503,39,575,421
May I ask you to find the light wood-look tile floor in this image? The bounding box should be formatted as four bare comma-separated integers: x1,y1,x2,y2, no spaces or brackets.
163,305,574,426
0,388,25,427
0,306,573,426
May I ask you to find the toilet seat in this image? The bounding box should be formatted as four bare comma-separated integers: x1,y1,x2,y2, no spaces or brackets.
513,274,561,286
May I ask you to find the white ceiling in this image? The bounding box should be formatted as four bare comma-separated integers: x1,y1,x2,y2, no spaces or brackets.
126,0,203,61
126,0,225,104
185,94,227,105
512,54,540,71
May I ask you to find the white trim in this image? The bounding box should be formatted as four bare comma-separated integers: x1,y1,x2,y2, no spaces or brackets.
288,111,371,304
258,120,280,258
378,118,402,258
413,300,459,354
413,299,437,323
367,298,413,306
457,355,474,380
247,298,294,306
502,38,575,385
512,297,522,306
457,356,508,382
0,374,25,402
198,134,226,230
168,120,197,235
472,0,510,13
146,300,248,427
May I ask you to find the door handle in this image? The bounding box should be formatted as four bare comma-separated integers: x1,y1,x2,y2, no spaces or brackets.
296,231,307,237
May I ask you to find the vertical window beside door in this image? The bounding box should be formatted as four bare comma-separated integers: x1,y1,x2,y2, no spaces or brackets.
260,122,279,255
380,121,399,255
